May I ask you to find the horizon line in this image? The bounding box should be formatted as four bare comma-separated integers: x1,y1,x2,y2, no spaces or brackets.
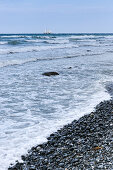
0,32,113,34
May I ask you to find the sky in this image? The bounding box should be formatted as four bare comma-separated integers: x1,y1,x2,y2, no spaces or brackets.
0,0,113,33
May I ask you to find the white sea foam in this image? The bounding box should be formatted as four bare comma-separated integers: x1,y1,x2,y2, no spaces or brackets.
0,44,78,55
106,35,113,39
0,50,105,68
70,35,96,39
0,81,110,170
0,35,25,38
0,41,7,45
0,58,37,68
25,39,69,44
25,39,42,43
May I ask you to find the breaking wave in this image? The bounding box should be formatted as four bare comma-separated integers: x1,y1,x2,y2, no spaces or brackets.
0,44,78,55
0,51,105,68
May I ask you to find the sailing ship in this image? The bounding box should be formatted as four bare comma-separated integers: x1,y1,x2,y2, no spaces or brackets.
44,29,52,34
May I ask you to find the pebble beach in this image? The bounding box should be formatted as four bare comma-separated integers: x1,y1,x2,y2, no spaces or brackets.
9,98,113,169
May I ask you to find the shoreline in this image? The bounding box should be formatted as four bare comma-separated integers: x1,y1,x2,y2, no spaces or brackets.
8,99,113,170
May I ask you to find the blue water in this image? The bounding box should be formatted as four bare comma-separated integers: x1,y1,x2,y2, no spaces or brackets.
0,33,113,169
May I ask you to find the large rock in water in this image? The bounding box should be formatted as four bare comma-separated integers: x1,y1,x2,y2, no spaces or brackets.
42,72,59,76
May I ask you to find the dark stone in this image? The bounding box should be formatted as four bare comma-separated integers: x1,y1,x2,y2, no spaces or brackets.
9,51,14,54
21,155,26,161
42,72,59,76
42,165,47,170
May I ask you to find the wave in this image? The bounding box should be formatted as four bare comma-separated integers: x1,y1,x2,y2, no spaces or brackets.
0,58,37,68
25,40,57,44
0,44,78,55
0,35,24,38
69,35,107,42
0,56,76,68
30,36,56,40
8,40,22,45
0,55,78,68
1,38,71,46
25,39,41,43
0,35,56,40
79,44,101,47
106,50,113,53
69,38,97,42
0,51,105,68
105,35,113,39
25,38,69,45
70,35,96,39
42,39,69,44
0,41,7,45
69,38,107,42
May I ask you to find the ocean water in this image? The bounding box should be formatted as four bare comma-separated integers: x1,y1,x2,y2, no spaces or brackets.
0,33,113,169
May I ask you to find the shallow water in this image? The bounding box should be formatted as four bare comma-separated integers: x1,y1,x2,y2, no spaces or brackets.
0,33,113,169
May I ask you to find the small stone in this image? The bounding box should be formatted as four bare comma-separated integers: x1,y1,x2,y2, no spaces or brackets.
59,163,65,168
21,155,26,161
93,146,103,151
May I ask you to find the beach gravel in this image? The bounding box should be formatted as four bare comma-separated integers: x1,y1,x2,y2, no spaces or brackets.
8,100,113,170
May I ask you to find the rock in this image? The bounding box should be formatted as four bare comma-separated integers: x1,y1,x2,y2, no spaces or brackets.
42,165,47,170
59,163,65,168
9,51,14,54
42,72,59,76
87,50,91,52
21,155,26,161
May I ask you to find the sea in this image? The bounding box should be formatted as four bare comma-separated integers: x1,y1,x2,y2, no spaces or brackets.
0,33,113,169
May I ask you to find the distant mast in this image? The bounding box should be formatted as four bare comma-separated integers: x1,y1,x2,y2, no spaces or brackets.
44,29,52,34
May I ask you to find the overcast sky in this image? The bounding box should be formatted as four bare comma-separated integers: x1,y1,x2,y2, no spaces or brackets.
0,0,113,33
